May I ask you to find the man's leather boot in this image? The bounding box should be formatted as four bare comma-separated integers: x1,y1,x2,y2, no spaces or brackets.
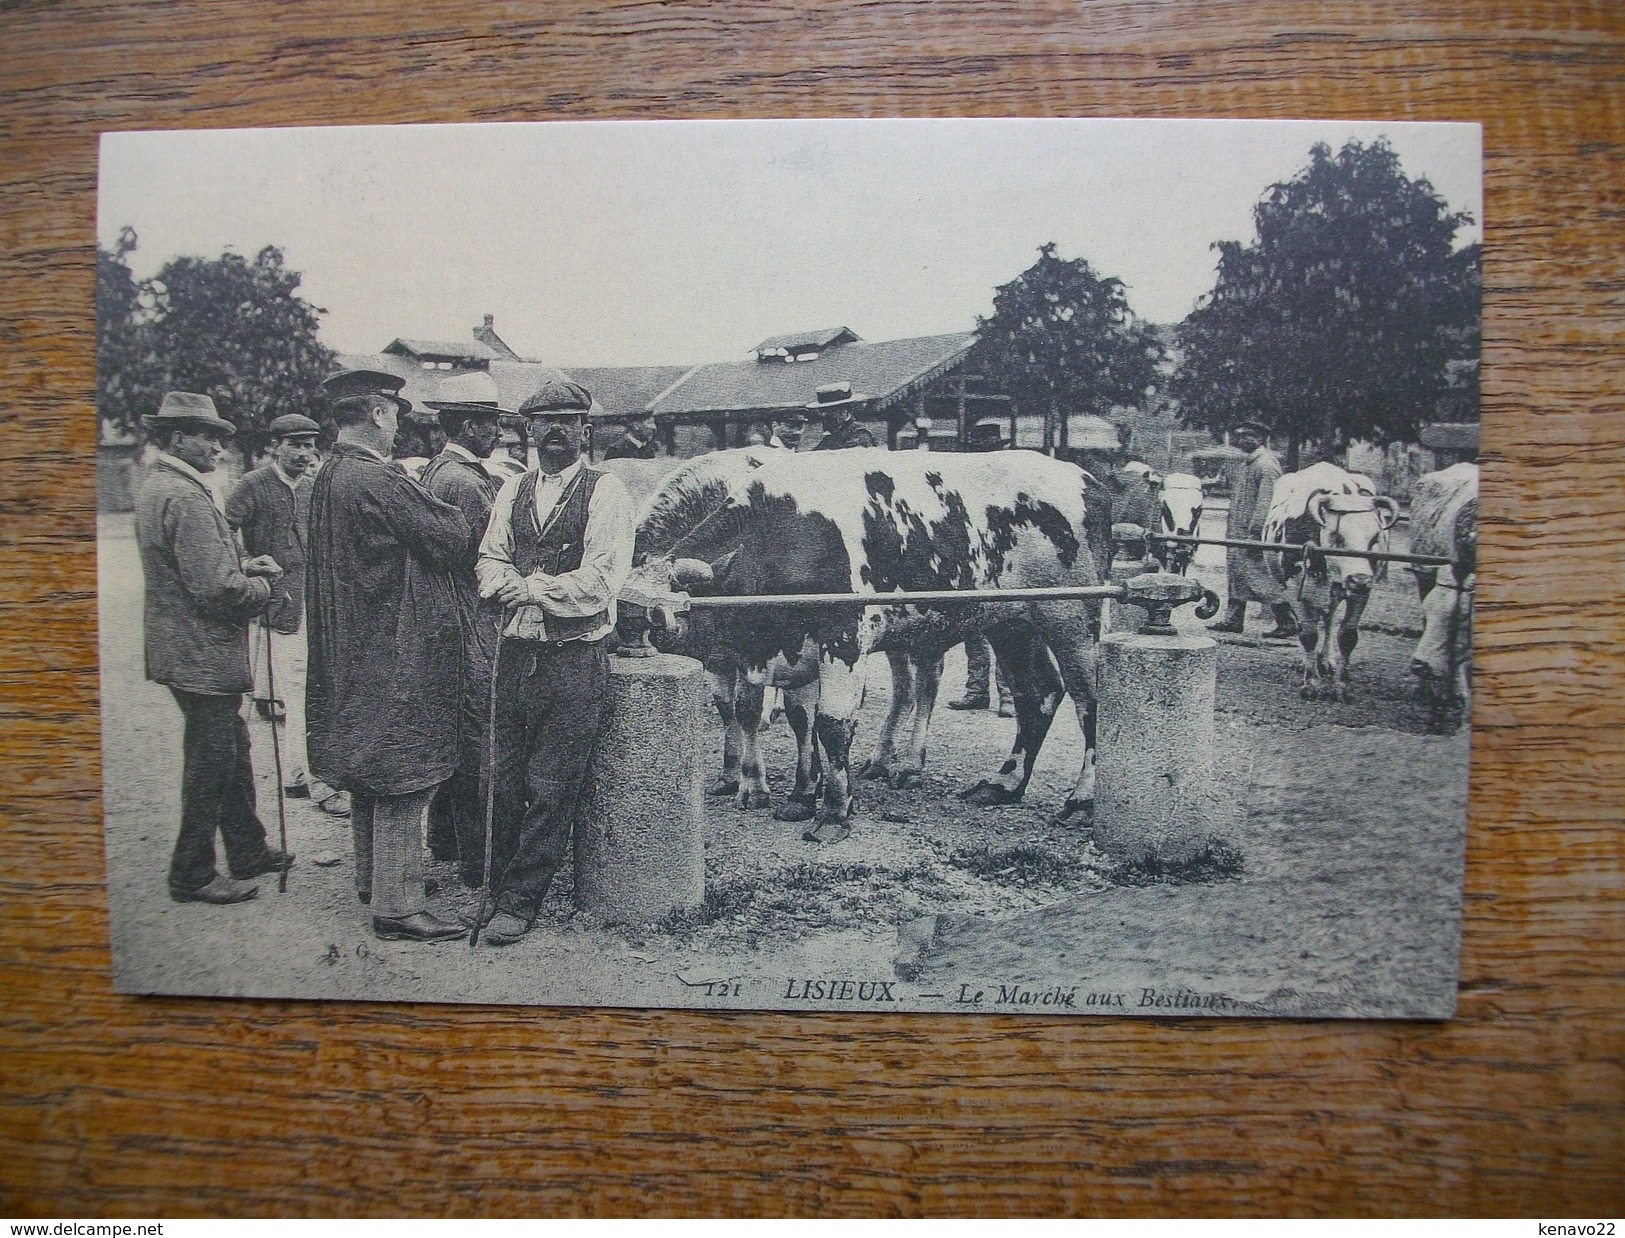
1264,603,1299,640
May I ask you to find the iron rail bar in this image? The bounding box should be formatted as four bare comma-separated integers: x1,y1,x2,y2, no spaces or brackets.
1149,532,1454,568
682,584,1128,610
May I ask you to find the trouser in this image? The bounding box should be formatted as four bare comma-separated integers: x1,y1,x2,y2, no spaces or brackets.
350,786,437,919
252,623,316,788
490,638,611,921
963,635,1012,700
167,689,271,894
428,611,497,881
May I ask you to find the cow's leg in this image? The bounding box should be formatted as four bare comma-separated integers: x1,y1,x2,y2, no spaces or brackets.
959,620,1063,807
1331,587,1370,702
859,648,913,781
733,669,771,810
771,679,823,822
705,668,742,796
804,656,862,843
1297,603,1322,699
1029,600,1104,826
891,652,942,790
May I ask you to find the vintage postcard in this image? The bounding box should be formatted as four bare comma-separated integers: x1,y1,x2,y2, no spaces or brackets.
96,118,1482,1016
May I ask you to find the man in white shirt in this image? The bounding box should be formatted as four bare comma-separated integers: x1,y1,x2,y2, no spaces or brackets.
472,378,636,946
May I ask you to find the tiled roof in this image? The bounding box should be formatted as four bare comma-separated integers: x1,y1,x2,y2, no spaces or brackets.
559,366,693,420
653,332,976,418
334,353,578,420
753,326,860,354
384,337,505,363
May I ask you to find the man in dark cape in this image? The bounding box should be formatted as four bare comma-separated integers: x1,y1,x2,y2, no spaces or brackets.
306,368,471,942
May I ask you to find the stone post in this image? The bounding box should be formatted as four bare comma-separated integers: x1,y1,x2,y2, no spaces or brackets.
574,651,706,924
1094,573,1219,867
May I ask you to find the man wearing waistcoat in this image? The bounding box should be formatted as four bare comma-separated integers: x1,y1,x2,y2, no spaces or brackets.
473,378,636,947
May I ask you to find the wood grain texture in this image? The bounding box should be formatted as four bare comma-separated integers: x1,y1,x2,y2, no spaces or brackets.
2,0,1621,1216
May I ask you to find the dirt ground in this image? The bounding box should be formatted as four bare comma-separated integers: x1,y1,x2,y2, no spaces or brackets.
97,507,1468,1018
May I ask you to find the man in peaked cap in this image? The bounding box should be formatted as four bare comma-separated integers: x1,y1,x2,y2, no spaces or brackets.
225,412,343,815
808,382,878,450
135,392,295,905
305,366,471,942
1210,418,1296,639
470,376,635,946
419,370,508,885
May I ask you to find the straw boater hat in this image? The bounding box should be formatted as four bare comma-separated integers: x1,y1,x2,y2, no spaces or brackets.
143,391,236,436
266,413,321,440
519,378,593,416
805,381,869,413
1230,418,1271,439
426,371,509,427
322,367,413,417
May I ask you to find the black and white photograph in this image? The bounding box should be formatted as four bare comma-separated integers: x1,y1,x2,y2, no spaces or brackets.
95,117,1482,1017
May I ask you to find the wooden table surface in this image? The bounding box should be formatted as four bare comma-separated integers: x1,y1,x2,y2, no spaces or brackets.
2,0,1620,1217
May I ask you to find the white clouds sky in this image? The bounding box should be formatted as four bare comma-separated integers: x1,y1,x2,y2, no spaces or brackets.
99,118,1481,367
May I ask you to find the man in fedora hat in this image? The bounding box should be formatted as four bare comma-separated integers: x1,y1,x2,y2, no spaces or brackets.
135,392,295,905
305,367,471,942
471,377,635,946
1210,418,1296,639
224,412,344,816
808,382,877,451
419,371,507,885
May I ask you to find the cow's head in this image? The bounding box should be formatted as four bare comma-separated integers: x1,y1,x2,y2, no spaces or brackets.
1306,491,1398,593
1156,471,1205,572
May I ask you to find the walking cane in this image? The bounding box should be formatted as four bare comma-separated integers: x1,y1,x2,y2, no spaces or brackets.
470,608,511,947
261,617,290,894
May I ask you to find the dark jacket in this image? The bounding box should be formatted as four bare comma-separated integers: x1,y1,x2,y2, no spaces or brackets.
814,418,877,450
603,434,659,460
135,457,272,694
225,464,312,633
305,443,471,796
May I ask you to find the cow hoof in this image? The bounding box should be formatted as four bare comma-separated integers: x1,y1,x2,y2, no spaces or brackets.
958,780,1021,807
705,776,740,797
736,789,771,811
802,817,852,845
773,800,816,823
1050,798,1095,828
856,760,890,782
888,768,922,790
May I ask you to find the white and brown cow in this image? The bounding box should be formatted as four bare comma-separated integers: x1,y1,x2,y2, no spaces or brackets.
1406,462,1478,728
1263,461,1399,701
626,447,1114,842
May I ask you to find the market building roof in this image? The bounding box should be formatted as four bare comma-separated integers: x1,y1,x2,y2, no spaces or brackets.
559,366,693,421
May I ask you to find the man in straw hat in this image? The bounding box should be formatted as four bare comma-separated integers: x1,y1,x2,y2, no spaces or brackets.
135,392,295,905
224,413,345,817
808,382,878,451
305,368,470,942
1209,418,1297,639
419,371,507,887
471,377,635,946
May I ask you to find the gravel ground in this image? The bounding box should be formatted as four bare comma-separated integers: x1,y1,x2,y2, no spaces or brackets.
97,507,1468,1018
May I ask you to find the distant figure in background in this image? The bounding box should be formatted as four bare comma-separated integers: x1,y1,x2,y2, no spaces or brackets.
808,382,877,450
1209,419,1297,639
135,392,293,905
745,421,773,448
948,418,1014,715
306,367,470,944
772,410,808,451
419,372,506,889
225,413,349,818
604,410,660,460
487,416,528,483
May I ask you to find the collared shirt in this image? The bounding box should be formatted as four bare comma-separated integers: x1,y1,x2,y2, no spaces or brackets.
442,441,481,465
475,457,636,643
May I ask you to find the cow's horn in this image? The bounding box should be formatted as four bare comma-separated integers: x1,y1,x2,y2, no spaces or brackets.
1309,492,1333,525
1374,496,1400,529
671,557,714,587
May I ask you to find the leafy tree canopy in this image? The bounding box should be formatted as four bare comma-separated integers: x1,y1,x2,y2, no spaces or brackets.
1170,139,1480,462
96,233,334,452
972,242,1164,447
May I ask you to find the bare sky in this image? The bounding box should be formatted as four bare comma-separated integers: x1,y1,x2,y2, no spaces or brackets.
98,118,1481,368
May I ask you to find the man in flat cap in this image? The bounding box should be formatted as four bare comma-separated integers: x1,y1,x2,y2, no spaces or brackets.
419,371,507,887
808,382,878,451
472,378,636,946
1210,419,1297,639
135,392,294,905
305,368,471,942
225,413,345,817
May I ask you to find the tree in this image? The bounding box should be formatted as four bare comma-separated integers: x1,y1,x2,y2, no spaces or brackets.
972,243,1164,450
95,234,334,453
1170,139,1480,467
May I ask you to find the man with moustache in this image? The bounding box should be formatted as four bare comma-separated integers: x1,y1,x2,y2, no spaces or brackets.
135,392,293,905
472,378,636,947
305,368,471,943
419,371,506,887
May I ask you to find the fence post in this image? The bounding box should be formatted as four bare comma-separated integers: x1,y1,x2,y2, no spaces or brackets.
1094,573,1220,869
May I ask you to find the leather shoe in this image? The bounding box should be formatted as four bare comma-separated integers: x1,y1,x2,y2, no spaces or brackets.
170,874,259,905
372,912,466,942
316,791,352,818
231,848,294,880
254,698,286,723
946,693,990,711
479,910,534,947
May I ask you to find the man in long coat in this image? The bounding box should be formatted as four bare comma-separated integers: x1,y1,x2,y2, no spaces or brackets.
1210,419,1297,638
135,392,294,904
419,371,504,887
306,368,471,943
